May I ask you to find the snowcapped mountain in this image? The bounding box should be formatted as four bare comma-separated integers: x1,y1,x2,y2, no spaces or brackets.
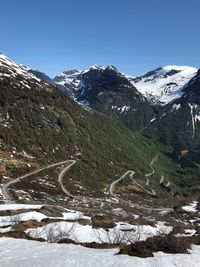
54,64,142,105
1,52,200,201
130,65,197,106
54,64,154,131
54,65,108,99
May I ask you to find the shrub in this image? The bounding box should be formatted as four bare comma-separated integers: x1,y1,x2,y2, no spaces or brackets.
118,234,191,258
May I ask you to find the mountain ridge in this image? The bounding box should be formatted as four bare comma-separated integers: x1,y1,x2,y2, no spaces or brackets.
53,64,198,107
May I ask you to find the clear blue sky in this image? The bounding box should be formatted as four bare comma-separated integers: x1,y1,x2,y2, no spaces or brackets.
0,0,199,77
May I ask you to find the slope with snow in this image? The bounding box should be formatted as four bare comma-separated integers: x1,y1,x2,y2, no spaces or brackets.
130,65,198,105
0,54,40,82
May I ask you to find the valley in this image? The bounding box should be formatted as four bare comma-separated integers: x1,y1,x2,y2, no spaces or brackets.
0,53,200,264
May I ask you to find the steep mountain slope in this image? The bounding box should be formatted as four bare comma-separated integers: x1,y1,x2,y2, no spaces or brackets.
54,65,155,131
0,54,169,199
130,66,197,105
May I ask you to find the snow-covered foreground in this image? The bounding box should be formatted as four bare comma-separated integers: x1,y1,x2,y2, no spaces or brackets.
0,238,200,267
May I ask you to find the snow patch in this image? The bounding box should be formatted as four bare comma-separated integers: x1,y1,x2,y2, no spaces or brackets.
182,201,198,213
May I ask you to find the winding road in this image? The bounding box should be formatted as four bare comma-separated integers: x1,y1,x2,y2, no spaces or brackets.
1,160,77,200
1,157,173,212
109,170,135,199
110,156,158,200
145,155,158,185
109,156,173,212
109,168,156,202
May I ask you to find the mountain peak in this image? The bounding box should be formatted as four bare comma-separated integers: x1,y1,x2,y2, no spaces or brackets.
105,65,118,72
62,69,80,76
89,64,104,70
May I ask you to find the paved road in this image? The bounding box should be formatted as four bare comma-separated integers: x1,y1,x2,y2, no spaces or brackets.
1,157,173,212
1,160,77,200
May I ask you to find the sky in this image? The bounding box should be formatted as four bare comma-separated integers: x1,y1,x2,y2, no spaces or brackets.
0,0,200,77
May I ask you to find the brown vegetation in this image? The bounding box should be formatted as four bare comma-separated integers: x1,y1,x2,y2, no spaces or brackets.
118,234,191,258
91,215,116,229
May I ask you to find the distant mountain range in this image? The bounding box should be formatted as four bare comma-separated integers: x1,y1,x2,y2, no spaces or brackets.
52,63,200,156
53,64,197,106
